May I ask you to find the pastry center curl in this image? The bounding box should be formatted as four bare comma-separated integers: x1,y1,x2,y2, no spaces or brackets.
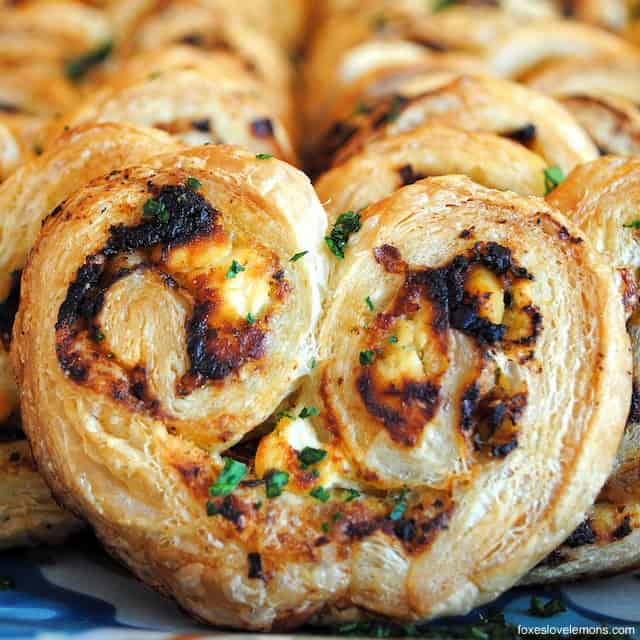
358,242,541,453
55,179,289,413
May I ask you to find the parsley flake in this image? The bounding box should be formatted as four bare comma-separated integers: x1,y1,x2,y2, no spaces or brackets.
360,350,376,366
528,596,567,618
209,458,247,497
64,41,112,82
310,486,331,502
623,219,640,229
298,447,327,466
290,250,308,262
388,335,399,344
143,197,170,223
365,296,375,311
389,488,408,520
321,521,330,533
246,312,256,325
543,166,566,195
433,0,457,11
325,211,362,259
299,406,320,419
186,176,201,190
206,500,218,516
256,153,273,160
226,260,246,279
265,470,289,498
344,488,361,502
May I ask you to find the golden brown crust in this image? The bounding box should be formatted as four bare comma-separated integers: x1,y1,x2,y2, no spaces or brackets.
527,157,640,583
13,161,628,627
314,73,598,176
0,440,83,549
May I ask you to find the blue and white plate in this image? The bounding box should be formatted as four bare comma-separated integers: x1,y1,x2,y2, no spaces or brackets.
1,537,639,639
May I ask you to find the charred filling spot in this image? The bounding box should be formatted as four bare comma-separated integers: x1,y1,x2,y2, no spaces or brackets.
56,182,278,410
209,494,247,531
359,242,536,451
251,118,274,139
612,515,633,540
628,381,640,426
0,270,21,350
372,95,409,130
564,518,597,548
0,414,24,441
398,164,426,187
462,384,525,458
314,120,359,175
191,118,211,132
539,548,568,567
343,506,451,554
0,102,20,114
247,552,264,579
180,33,204,47
503,123,537,148
179,301,267,393
557,225,583,244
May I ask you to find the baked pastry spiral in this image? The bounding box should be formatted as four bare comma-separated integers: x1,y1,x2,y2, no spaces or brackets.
315,124,550,225
47,65,297,165
13,162,629,626
527,156,640,582
524,56,640,156
314,73,598,176
0,440,82,549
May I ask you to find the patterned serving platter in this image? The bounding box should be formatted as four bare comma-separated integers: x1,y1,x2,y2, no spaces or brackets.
1,536,639,639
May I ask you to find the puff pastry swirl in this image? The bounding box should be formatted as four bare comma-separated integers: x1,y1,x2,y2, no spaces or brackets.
527,156,640,581
13,166,629,627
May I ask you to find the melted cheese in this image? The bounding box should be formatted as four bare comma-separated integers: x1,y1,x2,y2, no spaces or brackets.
465,265,504,324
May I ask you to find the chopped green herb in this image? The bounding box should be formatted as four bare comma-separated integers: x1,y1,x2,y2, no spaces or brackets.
206,500,218,516
186,176,201,190
246,312,256,325
265,470,289,498
226,260,246,279
543,166,566,195
470,627,489,640
623,219,640,229
344,488,361,502
390,488,408,520
298,447,327,466
325,210,362,259
360,350,376,366
309,357,317,369
0,576,14,590
365,296,375,311
299,406,320,419
256,153,273,160
385,94,406,123
310,486,331,502
321,521,330,533
388,335,399,344
94,329,105,342
310,468,320,478
148,70,161,80
370,12,388,31
528,595,567,618
354,101,373,115
276,411,294,420
64,41,112,82
332,512,344,523
209,458,247,497
433,0,457,11
143,197,170,223
254,500,263,510
289,250,308,262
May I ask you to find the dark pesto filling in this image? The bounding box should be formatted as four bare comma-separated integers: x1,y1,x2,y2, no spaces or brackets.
564,518,597,548
56,182,271,404
398,164,427,187
503,123,537,148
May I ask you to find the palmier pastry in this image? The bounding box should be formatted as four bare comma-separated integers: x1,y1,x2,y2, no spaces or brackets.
46,68,297,165
315,124,549,225
525,56,640,156
109,0,292,95
13,164,629,627
526,157,640,581
485,19,640,79
315,73,598,176
0,124,181,547
0,440,82,549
